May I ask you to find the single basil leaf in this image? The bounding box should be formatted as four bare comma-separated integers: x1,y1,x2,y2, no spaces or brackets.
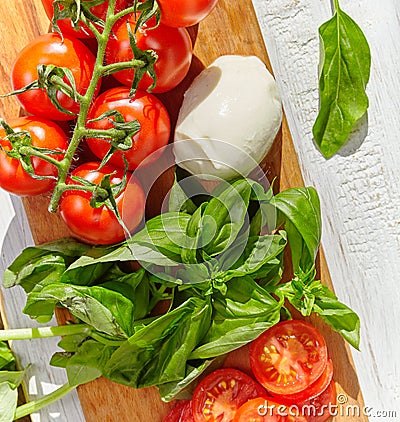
0,343,15,371
0,371,25,388
168,174,198,214
3,239,90,291
0,382,18,422
190,277,282,359
66,340,116,386
104,297,211,388
157,356,225,402
57,332,89,353
24,283,134,337
271,187,321,273
313,2,371,158
313,284,360,350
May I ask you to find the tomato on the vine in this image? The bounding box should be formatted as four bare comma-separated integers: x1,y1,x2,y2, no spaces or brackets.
41,0,129,39
250,320,328,396
11,33,97,121
233,397,308,422
59,162,145,245
191,368,267,422
106,15,193,93
164,401,195,422
86,87,171,170
0,117,68,196
158,0,218,28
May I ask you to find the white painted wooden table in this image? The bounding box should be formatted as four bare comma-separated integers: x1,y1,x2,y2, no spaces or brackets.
0,0,399,421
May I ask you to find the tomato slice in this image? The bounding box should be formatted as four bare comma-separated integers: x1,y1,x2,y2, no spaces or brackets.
250,320,328,395
233,397,308,422
164,401,195,422
298,380,336,422
192,368,267,422
273,359,333,404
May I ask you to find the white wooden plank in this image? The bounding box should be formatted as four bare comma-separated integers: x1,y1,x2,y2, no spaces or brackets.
0,191,85,421
252,0,400,418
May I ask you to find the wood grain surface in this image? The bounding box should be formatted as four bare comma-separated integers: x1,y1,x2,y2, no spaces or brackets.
0,0,368,421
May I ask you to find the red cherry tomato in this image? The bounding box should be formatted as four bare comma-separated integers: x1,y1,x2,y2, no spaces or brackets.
273,359,334,404
86,87,170,170
106,15,193,93
164,401,195,422
158,0,219,28
41,0,129,38
233,397,308,422
192,368,267,422
250,320,328,396
11,33,97,121
298,381,336,422
0,117,68,196
59,162,145,245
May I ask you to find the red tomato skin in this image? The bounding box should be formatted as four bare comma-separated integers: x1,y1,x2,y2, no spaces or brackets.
192,368,267,422
0,117,68,196
298,380,336,422
59,162,145,245
41,0,129,38
164,401,195,422
106,16,193,93
11,33,97,121
158,0,218,28
233,397,308,422
86,87,171,170
250,320,328,396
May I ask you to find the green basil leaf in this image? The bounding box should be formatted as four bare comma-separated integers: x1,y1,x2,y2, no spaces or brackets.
0,371,25,388
104,297,211,388
271,187,321,273
66,340,116,386
0,382,18,422
313,1,371,158
3,239,90,292
157,356,225,402
24,283,135,337
190,277,282,359
0,343,15,371
313,284,360,350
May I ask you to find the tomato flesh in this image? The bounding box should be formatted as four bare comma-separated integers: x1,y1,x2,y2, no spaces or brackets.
86,87,171,170
106,15,193,93
250,320,328,396
273,359,333,404
60,162,145,245
192,368,266,422
11,33,97,121
0,117,68,196
158,0,219,28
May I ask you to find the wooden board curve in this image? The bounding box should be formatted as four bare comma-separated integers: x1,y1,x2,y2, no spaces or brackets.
0,0,367,420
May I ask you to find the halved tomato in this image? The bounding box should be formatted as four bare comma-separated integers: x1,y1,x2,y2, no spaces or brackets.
164,401,194,422
233,397,308,422
273,359,333,404
192,368,266,422
250,320,328,396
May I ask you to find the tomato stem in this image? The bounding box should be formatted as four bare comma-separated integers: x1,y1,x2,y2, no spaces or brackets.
19,146,63,169
48,0,120,213
100,59,147,75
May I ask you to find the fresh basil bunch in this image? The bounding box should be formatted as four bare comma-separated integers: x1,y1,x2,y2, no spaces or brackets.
2,175,359,405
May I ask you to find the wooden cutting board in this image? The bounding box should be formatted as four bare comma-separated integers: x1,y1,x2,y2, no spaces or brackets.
0,0,368,420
